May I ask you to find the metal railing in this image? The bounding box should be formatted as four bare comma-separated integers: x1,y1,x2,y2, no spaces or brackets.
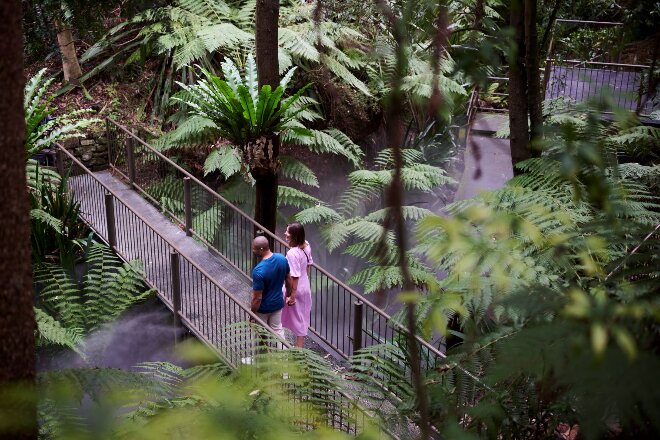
475,76,510,114
57,143,378,436
105,118,457,370
59,144,283,366
544,59,656,115
549,19,625,64
543,19,657,116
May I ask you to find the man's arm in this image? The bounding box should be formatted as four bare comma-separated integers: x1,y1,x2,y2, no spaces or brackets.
251,290,263,314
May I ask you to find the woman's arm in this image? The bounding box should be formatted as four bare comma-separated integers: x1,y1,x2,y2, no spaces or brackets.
286,275,299,305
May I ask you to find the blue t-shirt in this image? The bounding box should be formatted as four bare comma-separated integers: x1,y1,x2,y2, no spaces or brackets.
252,253,289,313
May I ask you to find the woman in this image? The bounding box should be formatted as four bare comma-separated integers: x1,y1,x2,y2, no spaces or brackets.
281,222,313,348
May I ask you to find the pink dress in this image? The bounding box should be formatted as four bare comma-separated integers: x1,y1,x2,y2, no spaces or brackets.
281,243,313,336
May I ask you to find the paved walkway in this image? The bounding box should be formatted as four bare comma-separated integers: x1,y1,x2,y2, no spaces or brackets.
455,112,513,201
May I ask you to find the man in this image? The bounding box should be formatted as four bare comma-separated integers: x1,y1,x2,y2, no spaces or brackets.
250,236,289,341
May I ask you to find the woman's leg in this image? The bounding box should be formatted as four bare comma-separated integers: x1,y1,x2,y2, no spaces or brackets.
295,336,305,348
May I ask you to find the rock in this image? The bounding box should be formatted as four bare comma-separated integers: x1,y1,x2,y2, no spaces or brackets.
82,153,92,161
80,139,95,146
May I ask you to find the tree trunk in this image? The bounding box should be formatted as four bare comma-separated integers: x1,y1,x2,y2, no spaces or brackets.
0,1,37,438
256,0,280,90
525,0,542,153
508,0,530,170
540,0,561,54
254,0,280,240
374,0,431,436
54,18,83,83
253,172,278,240
473,0,484,31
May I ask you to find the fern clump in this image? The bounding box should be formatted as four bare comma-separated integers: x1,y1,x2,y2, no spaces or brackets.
24,69,100,268
295,144,454,295
34,243,154,355
411,109,660,438
37,346,382,438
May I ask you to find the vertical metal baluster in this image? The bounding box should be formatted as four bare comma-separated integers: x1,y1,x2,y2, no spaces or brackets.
104,193,116,250
171,251,182,344
184,177,192,236
56,148,64,176
353,300,363,354
334,283,339,349
126,133,136,189
105,119,112,167
636,67,644,113
325,276,329,344
344,289,348,354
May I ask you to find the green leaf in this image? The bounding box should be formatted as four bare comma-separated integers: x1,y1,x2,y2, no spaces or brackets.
612,326,636,361
591,322,608,357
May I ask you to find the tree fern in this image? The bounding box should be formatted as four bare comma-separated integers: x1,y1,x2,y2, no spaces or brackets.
294,138,454,296
161,58,364,223
34,243,154,354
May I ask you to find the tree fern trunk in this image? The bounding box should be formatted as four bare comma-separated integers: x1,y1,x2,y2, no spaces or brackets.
256,0,280,90
473,0,484,31
255,0,280,241
253,172,278,241
525,0,542,155
508,0,530,171
0,0,37,438
246,135,280,244
54,18,82,83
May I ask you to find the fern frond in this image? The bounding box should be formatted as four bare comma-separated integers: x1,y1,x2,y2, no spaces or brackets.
277,186,321,209
363,206,434,223
196,22,252,55
31,208,63,232
204,145,241,178
33,263,84,330
279,155,319,187
156,116,218,150
294,205,343,225
35,307,85,356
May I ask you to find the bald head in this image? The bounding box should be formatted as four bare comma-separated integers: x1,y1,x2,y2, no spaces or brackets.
252,236,271,258
253,236,269,250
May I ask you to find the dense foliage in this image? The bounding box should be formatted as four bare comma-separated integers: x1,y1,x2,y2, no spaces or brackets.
9,0,660,439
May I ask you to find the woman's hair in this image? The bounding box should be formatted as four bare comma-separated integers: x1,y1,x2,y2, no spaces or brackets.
287,222,305,247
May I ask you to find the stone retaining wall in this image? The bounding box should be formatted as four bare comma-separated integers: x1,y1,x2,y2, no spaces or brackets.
63,133,109,171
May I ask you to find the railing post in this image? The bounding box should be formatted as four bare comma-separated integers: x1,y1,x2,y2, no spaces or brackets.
105,119,112,167
183,177,192,236
636,67,646,115
56,147,64,176
126,132,137,188
171,251,182,343
353,300,363,354
104,193,117,249
542,58,553,98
